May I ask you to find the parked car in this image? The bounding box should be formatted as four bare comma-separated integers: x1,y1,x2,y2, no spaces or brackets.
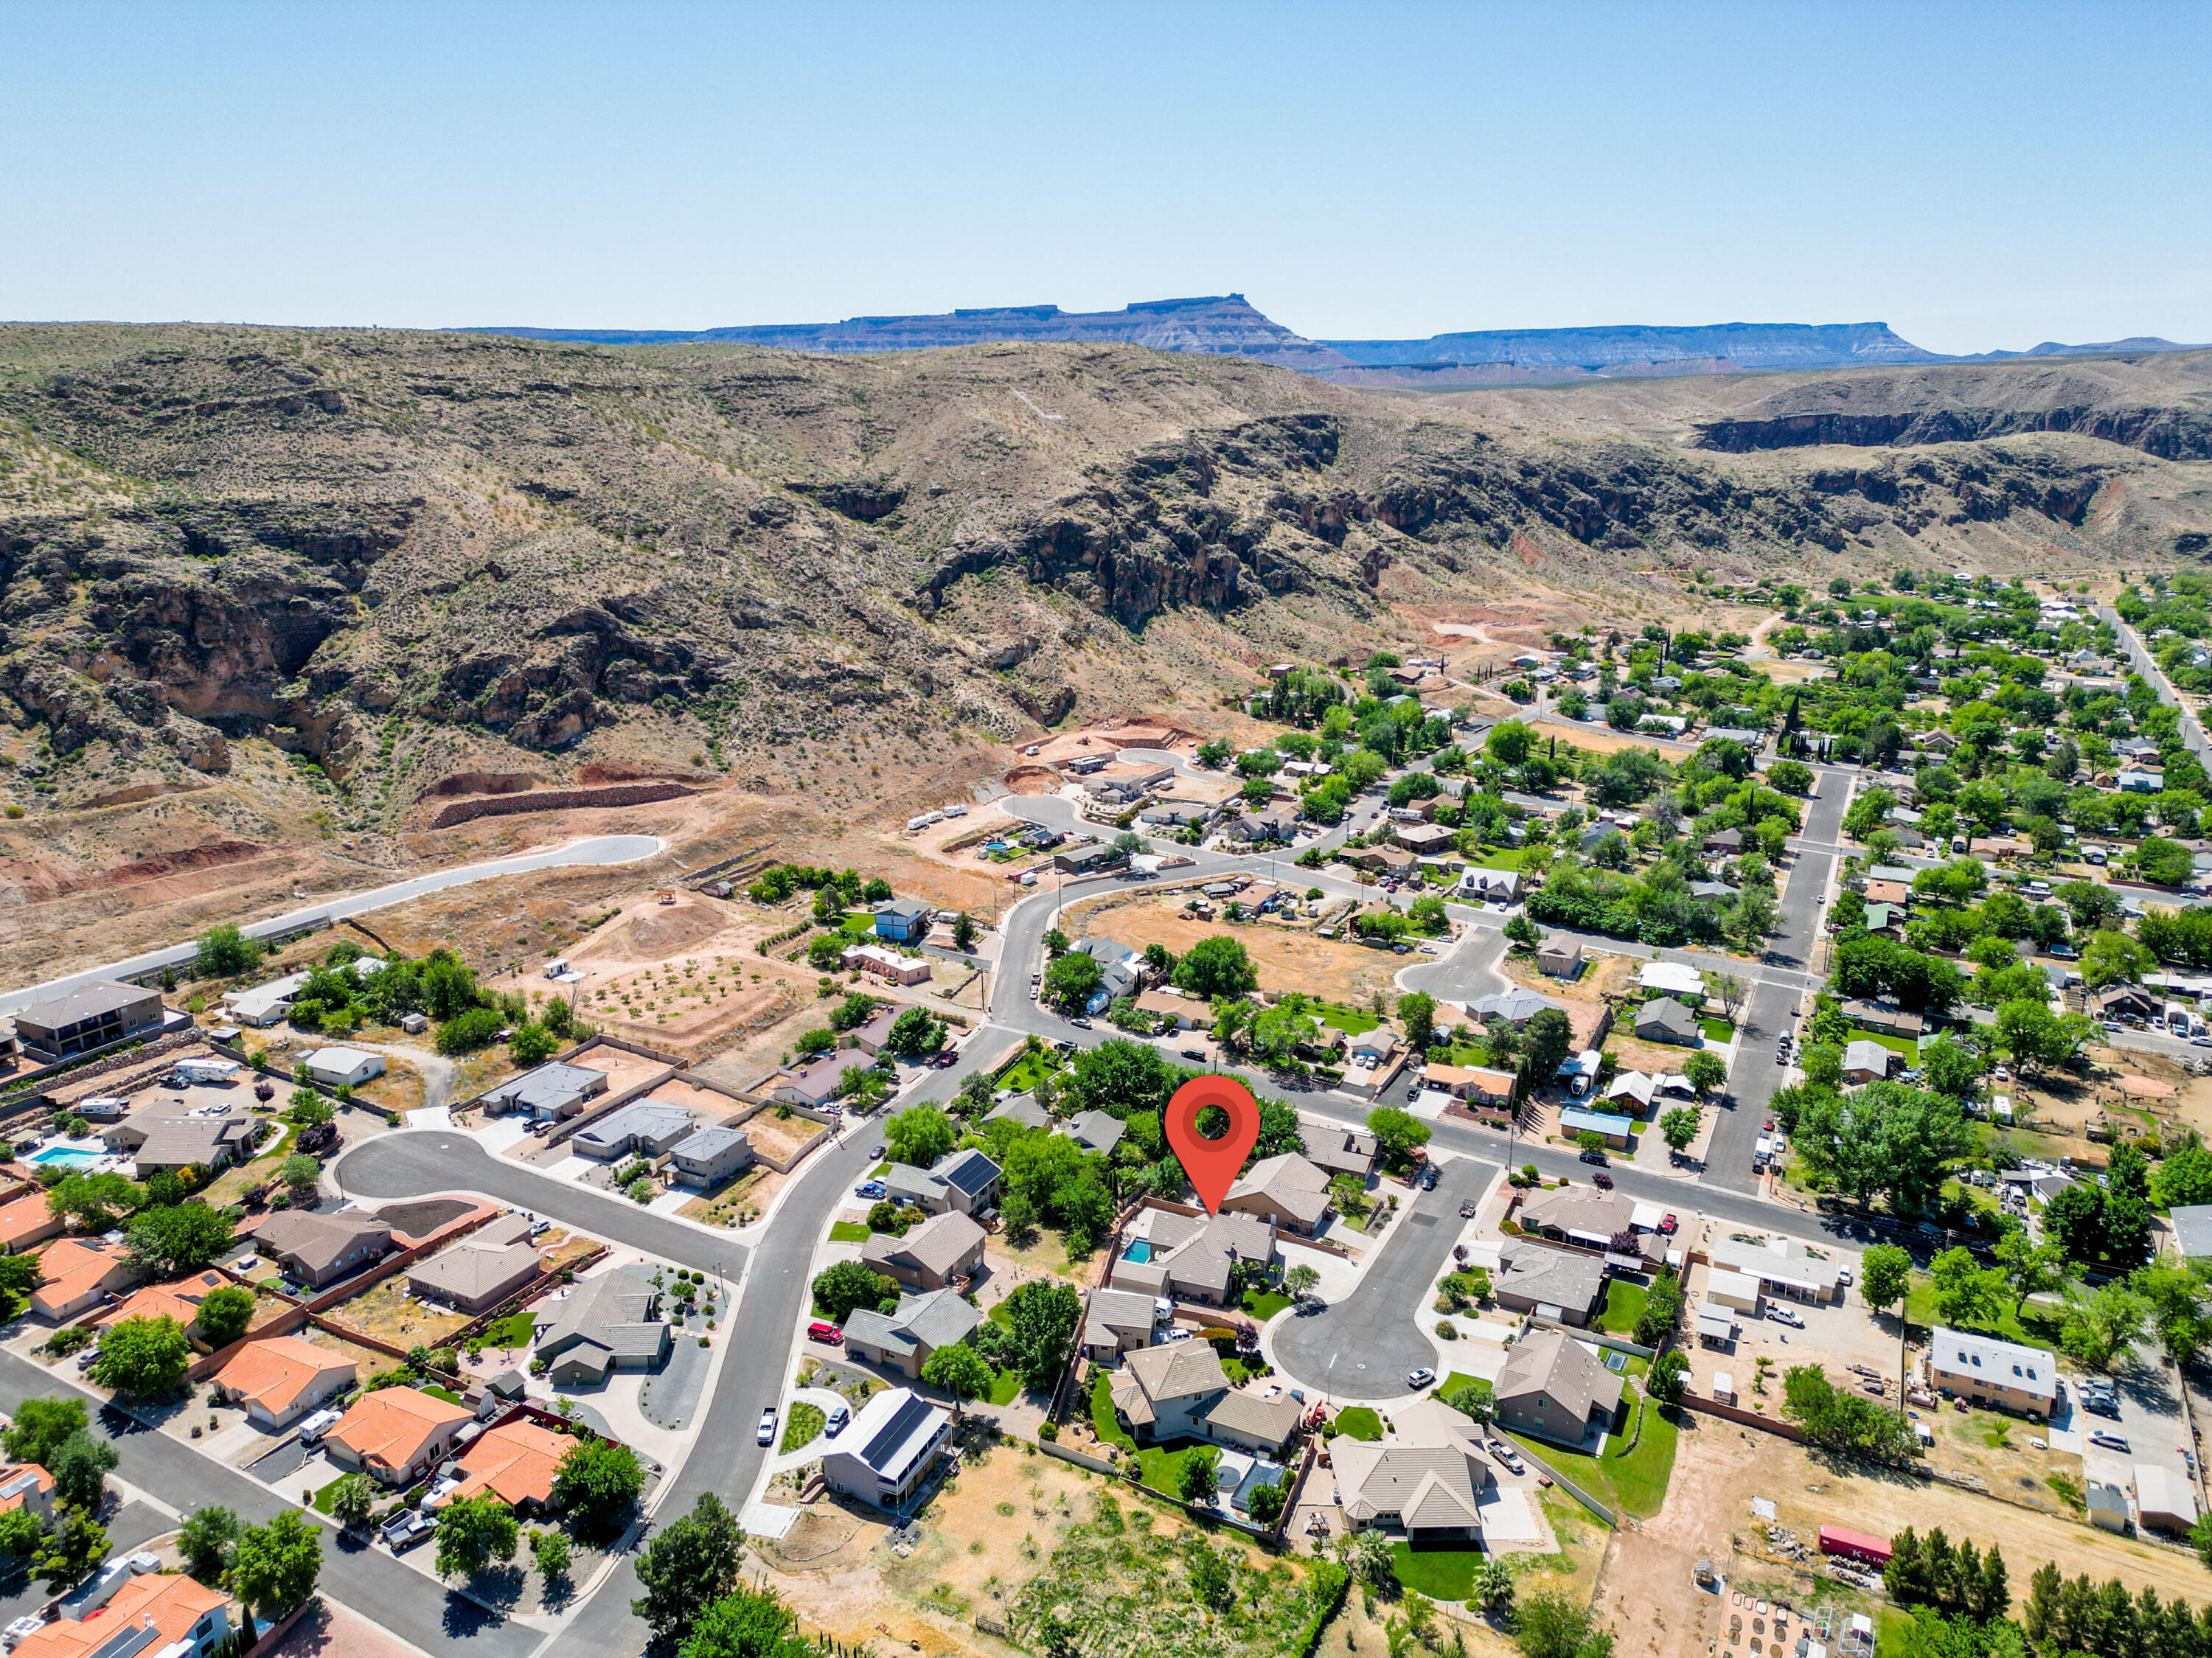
757,1408,779,1446
1579,1149,1607,1166
1180,1048,1206,1061
298,1407,343,1445
1419,1165,1438,1190
1405,1368,1436,1390
855,1181,887,1200
826,1403,852,1438
1068,1017,1094,1030
380,1510,436,1553
1768,1306,1804,1328
2082,1393,2121,1419
807,1321,844,1345
870,1144,886,1158
2089,1431,2131,1452
1658,1213,1678,1234
1592,1171,1614,1189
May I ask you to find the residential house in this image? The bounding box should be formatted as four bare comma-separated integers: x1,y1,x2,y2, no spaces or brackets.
15,1569,234,1658
1708,1234,1844,1304
254,1209,392,1288
481,1061,609,1121
301,1047,385,1089
1422,1063,1515,1115
1329,1396,1494,1542
14,980,168,1062
1860,902,1902,936
1703,727,1766,751
1633,998,1700,1045
1299,1125,1377,1180
872,899,933,942
0,1192,62,1255
325,1386,471,1485
2096,986,2162,1023
1063,1110,1126,1157
984,1093,1051,1132
1395,823,1456,857
1463,987,1558,1026
0,1465,55,1521
1637,961,1706,1001
841,944,932,986
1536,941,1583,979
100,1104,258,1180
211,1336,357,1430
535,1270,671,1384
1054,844,1114,875
29,1238,136,1322
1516,1186,1636,1250
448,1416,568,1511
1107,1206,1277,1306
570,1100,696,1162
1700,828,1745,857
862,1210,987,1292
882,1148,1002,1216
1079,1289,1159,1363
839,1287,984,1379
821,1387,953,1511
1558,1106,1635,1149
1840,1000,1924,1037
846,1008,900,1055
1841,1040,1894,1084
669,1126,752,1187
1105,1341,1298,1455
1705,1268,1765,1316
94,1270,231,1336
1926,1326,2059,1418
1489,1241,1607,1326
1863,879,1912,906
2137,1464,2200,1536
1219,1154,1332,1236
406,1214,543,1312
1457,868,1521,903
1494,1328,1626,1449
773,1049,872,1107
221,971,310,1029
1133,989,1210,1030
1234,803,1300,844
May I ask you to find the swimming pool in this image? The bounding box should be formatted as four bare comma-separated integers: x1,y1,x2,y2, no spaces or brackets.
30,1146,102,1170
1121,1239,1152,1264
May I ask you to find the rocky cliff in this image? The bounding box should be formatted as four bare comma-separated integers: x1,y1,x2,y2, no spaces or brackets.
1,324,2207,830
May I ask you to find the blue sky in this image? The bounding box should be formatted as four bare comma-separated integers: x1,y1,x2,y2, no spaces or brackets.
2,1,2206,354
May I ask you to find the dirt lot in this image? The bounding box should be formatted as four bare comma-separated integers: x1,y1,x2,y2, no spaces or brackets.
1062,888,1405,1008
322,1277,473,1349
1598,1409,2209,1658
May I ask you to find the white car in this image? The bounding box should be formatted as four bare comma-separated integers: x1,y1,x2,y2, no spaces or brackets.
1406,1368,1437,1390
1768,1306,1805,1328
757,1407,778,1446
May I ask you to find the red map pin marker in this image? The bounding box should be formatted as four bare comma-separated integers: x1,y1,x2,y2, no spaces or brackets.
1165,1074,1262,1216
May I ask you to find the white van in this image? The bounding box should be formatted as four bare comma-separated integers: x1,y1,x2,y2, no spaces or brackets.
297,1407,343,1445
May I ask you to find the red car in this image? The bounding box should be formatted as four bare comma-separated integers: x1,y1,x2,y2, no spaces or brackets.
1658,1213,1678,1234
807,1321,844,1344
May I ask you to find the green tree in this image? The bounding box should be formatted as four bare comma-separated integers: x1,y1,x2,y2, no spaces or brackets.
35,1506,108,1590
0,1506,45,1568
678,1586,815,1658
921,1342,995,1413
532,1528,573,1581
280,1154,322,1196
632,1492,748,1647
2131,1258,2212,1368
177,1505,240,1581
951,911,978,952
1366,1106,1432,1163
883,1104,956,1167
1514,1589,1615,1658
509,1022,559,1065
1001,1278,1081,1389
228,1511,321,1621
88,1317,191,1396
195,1283,257,1347
1043,950,1102,1011
325,1474,375,1533
1683,1050,1727,1095
1646,1350,1690,1405
1659,1107,1700,1154
0,1253,38,1319
1992,1226,2067,1315
1178,1445,1221,1505
44,1171,142,1230
553,1435,646,1540
51,1431,118,1509
1520,1008,1573,1087
1476,1555,1517,1616
2059,1281,2150,1372
811,1261,894,1322
1992,999,2076,1077
1860,1244,1913,1317
126,1199,241,1277
886,1006,945,1056
1503,915,1542,950
2,1398,86,1466
1919,1034,1984,1100
196,924,265,978
1397,992,1437,1051
435,1494,518,1579
435,1006,504,1054
1284,1264,1321,1302
1173,936,1259,999
1927,1247,2005,1329
1792,1081,1972,1214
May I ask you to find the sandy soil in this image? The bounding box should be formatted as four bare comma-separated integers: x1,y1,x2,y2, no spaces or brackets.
323,1277,473,1348
1061,889,1403,1008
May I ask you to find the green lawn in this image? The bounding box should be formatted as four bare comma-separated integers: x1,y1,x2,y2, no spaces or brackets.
1333,1407,1385,1442
1850,1025,1920,1060
476,1309,537,1349
1902,1281,2062,1350
1135,1439,1216,1497
828,1221,870,1242
1390,1543,1483,1600
1427,1042,1499,1069
1472,846,1528,871
782,1401,826,1453
420,1384,465,1407
1596,1281,1649,1337
993,1048,1068,1094
987,1365,1024,1407
1700,1017,1735,1045
1315,1003,1382,1035
842,912,877,935
1435,1372,1488,1402
1503,1383,1680,1520
987,1299,1015,1328
1091,1371,1134,1452
1241,1288,1294,1321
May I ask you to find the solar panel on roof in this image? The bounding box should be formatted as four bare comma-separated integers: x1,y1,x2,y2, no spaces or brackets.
863,1393,933,1466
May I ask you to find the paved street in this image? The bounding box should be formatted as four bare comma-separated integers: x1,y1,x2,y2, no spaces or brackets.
1270,1152,1497,1401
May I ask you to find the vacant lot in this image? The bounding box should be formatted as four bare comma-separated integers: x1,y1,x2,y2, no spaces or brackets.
324,1277,472,1349
1062,889,1405,1008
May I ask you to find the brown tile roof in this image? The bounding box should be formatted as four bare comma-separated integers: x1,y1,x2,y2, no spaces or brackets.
215,1337,357,1418
327,1386,470,1477
95,1270,229,1331
451,1416,567,1507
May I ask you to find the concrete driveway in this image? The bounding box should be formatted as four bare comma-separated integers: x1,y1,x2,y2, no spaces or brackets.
1270,1152,1498,1403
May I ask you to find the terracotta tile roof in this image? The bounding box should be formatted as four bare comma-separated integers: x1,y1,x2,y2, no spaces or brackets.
0,1463,52,1513
31,1237,133,1309
0,1194,60,1252
215,1337,356,1417
96,1271,229,1331
16,1572,231,1658
451,1418,567,1507
327,1386,470,1475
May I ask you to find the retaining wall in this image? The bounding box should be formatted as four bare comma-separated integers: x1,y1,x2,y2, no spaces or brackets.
425,782,696,831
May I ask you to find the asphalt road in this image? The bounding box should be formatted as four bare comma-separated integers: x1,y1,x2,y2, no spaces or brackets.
0,1351,540,1658
0,835,669,1017
1270,1152,1498,1401
333,1124,883,1658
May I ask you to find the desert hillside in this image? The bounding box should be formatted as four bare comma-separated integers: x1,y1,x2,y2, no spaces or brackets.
1,324,2208,975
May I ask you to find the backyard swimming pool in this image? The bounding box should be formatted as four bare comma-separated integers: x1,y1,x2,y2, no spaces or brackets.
29,1146,102,1170
1121,1239,1152,1264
